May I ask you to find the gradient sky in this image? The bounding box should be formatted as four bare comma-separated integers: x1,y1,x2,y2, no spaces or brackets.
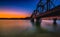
0,0,60,18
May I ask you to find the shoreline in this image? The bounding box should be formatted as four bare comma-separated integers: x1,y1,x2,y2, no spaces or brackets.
0,18,30,20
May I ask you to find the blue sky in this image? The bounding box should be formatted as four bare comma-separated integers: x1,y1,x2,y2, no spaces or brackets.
0,0,38,14
0,0,60,17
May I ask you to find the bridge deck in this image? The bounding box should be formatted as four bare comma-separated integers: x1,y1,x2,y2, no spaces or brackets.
40,5,60,18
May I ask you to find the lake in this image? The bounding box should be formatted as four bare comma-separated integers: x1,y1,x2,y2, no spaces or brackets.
0,20,60,37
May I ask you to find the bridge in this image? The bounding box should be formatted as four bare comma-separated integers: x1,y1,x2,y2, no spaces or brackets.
31,0,60,25
40,5,60,20
31,0,60,20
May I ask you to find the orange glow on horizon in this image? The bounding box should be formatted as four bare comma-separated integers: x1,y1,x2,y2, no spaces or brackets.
0,10,30,18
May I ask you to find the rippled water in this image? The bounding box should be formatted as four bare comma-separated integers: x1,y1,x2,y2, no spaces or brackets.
0,20,60,37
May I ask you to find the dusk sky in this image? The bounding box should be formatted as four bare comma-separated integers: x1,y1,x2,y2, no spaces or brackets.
0,0,60,18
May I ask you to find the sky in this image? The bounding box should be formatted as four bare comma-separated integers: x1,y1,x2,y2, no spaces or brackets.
0,0,60,18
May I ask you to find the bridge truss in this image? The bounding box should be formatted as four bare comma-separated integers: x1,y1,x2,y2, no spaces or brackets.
31,0,55,18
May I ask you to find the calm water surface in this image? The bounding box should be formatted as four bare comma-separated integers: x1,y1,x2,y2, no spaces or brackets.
0,20,60,36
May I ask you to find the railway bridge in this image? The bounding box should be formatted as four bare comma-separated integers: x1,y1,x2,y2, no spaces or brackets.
31,0,60,25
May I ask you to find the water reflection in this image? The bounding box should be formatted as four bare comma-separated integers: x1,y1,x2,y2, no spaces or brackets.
31,20,60,33
30,21,39,28
0,20,60,37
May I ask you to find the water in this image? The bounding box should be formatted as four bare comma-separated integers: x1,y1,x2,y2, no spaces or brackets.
0,20,60,37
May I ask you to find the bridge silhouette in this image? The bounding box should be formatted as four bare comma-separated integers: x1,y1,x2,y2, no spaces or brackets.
31,5,60,24
39,5,60,20
30,0,60,26
31,5,60,18
31,0,60,20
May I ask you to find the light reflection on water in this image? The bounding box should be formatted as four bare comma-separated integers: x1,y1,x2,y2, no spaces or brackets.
0,20,60,35
41,20,60,32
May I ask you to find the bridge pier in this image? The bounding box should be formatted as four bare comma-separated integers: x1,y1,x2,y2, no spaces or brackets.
53,18,57,26
31,17,41,27
36,17,42,27
31,18,34,22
